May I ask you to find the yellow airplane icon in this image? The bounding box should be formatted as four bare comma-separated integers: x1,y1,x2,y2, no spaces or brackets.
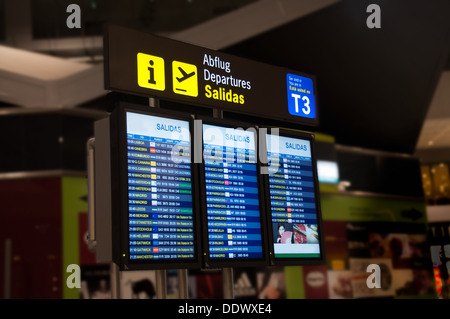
176,67,195,83
172,61,198,97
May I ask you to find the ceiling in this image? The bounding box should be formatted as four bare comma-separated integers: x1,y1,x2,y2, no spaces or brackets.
223,0,450,156
1,0,450,162
415,70,450,163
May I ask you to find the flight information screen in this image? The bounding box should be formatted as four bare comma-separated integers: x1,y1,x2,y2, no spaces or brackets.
266,133,321,259
125,111,195,261
202,124,264,261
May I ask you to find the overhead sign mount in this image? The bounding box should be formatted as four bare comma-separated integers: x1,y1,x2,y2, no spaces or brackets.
104,24,319,126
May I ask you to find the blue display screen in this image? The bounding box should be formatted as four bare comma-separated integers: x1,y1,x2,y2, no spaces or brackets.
126,111,195,261
266,134,321,259
202,124,264,260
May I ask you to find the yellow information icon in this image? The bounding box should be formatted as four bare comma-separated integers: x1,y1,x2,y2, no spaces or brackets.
172,61,198,97
137,53,165,91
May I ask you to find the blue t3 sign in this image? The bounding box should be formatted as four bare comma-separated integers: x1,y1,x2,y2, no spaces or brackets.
286,73,316,119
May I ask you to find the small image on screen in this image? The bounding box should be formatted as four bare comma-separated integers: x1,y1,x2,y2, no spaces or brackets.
202,124,264,260
266,134,321,259
126,111,195,261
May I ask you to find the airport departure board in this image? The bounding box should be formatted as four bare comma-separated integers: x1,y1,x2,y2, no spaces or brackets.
265,131,324,264
201,122,267,267
125,110,197,264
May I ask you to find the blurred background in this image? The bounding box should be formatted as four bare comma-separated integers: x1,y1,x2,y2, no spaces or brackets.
0,0,449,299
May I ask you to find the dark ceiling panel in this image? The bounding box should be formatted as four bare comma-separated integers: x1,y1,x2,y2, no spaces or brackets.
224,0,450,154
30,0,257,39
0,0,4,41
445,54,450,70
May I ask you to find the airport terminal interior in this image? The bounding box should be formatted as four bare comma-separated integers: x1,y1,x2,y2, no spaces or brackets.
1,0,450,299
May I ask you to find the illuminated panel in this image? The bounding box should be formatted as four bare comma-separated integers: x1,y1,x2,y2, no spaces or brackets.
126,111,195,261
202,124,264,261
317,160,339,184
266,133,322,259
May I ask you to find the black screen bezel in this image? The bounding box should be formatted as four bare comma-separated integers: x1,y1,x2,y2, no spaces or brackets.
260,127,326,266
197,116,270,268
110,102,202,270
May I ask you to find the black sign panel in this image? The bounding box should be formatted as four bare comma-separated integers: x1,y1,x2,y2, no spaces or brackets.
104,24,318,126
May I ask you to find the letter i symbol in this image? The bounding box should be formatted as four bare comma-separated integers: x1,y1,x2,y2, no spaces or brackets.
148,60,156,84
137,53,165,91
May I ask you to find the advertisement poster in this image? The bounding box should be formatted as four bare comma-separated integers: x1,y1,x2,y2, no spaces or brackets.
233,268,258,299
256,267,286,299
302,265,329,299
120,270,157,299
323,220,349,270
193,270,223,299
327,270,353,299
368,233,430,269
62,176,89,299
394,269,436,297
165,270,198,299
349,258,394,298
80,265,111,299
